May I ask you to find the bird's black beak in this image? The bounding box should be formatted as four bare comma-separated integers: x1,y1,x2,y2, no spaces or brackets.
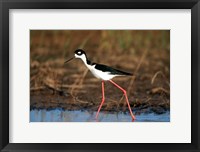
64,57,75,64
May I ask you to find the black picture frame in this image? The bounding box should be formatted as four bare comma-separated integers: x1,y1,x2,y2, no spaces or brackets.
0,0,200,152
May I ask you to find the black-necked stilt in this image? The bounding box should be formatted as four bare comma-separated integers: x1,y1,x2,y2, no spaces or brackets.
65,49,135,121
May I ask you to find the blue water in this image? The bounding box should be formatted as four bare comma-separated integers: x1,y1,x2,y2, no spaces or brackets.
30,109,170,122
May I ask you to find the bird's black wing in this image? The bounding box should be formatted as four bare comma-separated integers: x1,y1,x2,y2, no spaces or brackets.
95,64,132,76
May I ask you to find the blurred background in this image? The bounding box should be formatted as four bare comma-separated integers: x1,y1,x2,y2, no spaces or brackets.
30,30,170,115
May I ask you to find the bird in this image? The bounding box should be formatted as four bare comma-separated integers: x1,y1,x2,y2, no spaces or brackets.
65,49,135,121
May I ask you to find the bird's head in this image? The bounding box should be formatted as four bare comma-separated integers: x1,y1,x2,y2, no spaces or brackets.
64,49,87,64
74,49,87,60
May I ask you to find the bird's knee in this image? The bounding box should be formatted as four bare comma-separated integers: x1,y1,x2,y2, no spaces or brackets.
123,90,127,95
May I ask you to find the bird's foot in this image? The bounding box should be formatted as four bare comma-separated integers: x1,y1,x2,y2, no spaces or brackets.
131,115,136,122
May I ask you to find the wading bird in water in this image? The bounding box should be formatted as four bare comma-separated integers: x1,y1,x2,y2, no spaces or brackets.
65,49,135,121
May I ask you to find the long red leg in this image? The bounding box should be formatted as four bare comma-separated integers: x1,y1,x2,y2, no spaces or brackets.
95,81,105,119
109,80,135,121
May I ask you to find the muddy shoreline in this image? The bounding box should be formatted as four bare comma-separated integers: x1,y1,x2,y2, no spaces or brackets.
30,83,170,115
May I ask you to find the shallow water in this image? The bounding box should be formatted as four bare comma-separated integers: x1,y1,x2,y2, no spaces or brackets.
30,109,170,122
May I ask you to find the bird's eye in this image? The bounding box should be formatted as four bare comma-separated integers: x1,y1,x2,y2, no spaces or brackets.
78,51,81,55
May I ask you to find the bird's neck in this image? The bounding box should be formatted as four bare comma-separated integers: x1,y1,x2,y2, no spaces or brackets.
80,56,94,70
86,59,93,65
80,55,92,66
